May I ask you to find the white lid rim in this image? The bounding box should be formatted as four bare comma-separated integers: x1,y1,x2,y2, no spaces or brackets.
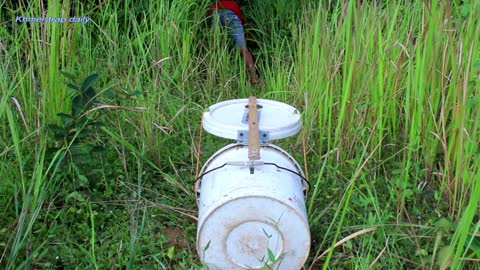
202,98,302,140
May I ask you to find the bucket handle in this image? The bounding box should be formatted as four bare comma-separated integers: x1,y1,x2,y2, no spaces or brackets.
193,161,311,197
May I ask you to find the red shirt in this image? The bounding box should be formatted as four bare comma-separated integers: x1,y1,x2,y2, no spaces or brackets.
210,1,247,25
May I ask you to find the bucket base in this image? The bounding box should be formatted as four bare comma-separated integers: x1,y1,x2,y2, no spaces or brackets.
226,221,283,267
197,196,310,269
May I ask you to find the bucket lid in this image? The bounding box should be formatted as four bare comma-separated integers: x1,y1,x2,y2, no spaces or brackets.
203,98,301,140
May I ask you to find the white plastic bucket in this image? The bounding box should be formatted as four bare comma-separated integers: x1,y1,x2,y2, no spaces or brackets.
195,143,310,269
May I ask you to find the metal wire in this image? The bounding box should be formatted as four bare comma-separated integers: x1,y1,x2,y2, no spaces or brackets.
193,114,204,193
193,162,311,192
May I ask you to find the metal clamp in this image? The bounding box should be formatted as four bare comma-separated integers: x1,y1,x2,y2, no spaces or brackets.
237,130,270,145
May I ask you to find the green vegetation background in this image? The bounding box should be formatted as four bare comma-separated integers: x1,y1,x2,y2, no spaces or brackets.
0,0,479,269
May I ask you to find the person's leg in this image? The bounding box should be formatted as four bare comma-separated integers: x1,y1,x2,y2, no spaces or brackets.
239,47,259,83
219,10,259,83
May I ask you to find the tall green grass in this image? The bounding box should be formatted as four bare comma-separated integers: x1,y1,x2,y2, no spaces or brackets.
293,1,479,268
1,0,479,269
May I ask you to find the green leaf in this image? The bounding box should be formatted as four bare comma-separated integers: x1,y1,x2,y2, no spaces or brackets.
83,87,97,108
103,89,115,99
128,90,145,97
72,95,84,117
460,4,471,17
415,248,427,256
81,73,99,92
57,113,73,119
466,235,480,258
67,83,80,91
46,147,61,157
61,71,77,81
267,248,275,262
88,121,106,127
360,197,374,207
392,169,403,175
54,134,66,140
344,240,353,249
434,218,456,231
47,124,65,133
467,97,478,108
167,246,175,260
76,116,91,127
403,189,414,198
262,227,272,238
57,113,73,125
76,129,94,139
66,191,85,202
436,246,452,267
78,175,89,186
367,212,375,224
91,145,106,152
421,255,433,266
70,143,93,155
203,240,211,252
473,59,480,69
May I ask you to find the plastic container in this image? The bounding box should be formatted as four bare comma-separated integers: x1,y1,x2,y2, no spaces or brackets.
202,98,301,141
196,98,310,269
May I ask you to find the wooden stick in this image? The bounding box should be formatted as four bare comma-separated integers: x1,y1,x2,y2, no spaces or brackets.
248,96,260,160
